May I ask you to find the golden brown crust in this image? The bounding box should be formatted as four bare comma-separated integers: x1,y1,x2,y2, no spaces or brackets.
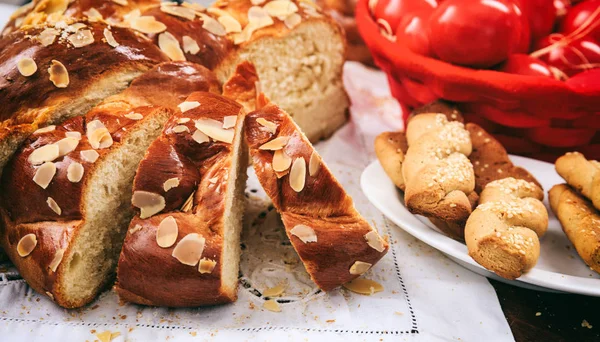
555,152,600,211
549,184,600,274
465,178,548,279
116,91,245,307
246,99,388,291
374,132,407,191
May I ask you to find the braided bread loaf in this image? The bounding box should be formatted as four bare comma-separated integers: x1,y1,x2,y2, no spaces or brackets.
555,152,600,211
3,0,348,143
465,178,548,279
0,61,219,308
115,63,255,307
402,113,475,240
246,95,388,291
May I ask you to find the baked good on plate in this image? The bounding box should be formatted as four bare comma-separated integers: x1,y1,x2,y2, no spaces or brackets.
555,152,600,211
0,20,167,177
0,61,219,308
3,0,349,143
374,131,407,191
549,184,600,274
246,94,388,291
402,113,475,240
115,63,255,307
465,178,548,279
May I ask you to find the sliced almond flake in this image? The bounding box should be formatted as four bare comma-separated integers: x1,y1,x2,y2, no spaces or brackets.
48,248,65,272
290,224,317,243
33,162,56,189
45,291,54,300
33,125,56,134
47,197,61,215
248,6,274,29
259,136,289,150
103,28,119,47
65,131,82,140
207,7,229,17
178,101,200,112
222,115,237,129
67,162,84,183
364,231,385,252
68,29,94,48
264,0,298,17
284,13,301,29
172,125,190,134
177,117,191,124
123,9,141,24
198,14,226,36
181,191,195,212
256,118,277,134
17,57,37,77
156,216,178,248
208,176,218,184
342,278,384,295
272,149,292,172
48,60,69,88
290,157,306,192
195,118,234,144
182,2,205,11
232,23,255,45
263,300,281,312
124,112,143,120
163,177,180,192
112,0,128,6
198,258,217,274
158,31,186,61
132,191,166,219
192,130,209,144
80,149,100,163
172,233,205,266
66,23,87,33
129,224,143,234
182,36,200,54
28,144,60,165
87,120,113,149
263,284,286,297
84,8,103,22
309,151,320,176
218,15,241,33
56,137,79,156
17,234,37,257
37,28,59,46
130,16,167,34
349,261,372,275
160,4,196,20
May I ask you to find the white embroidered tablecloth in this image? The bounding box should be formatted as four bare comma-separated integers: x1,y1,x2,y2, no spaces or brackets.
0,4,513,340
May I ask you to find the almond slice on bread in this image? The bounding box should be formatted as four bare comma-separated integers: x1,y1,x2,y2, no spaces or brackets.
245,94,389,291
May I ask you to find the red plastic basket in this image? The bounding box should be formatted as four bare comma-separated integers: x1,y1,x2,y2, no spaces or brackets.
355,0,600,162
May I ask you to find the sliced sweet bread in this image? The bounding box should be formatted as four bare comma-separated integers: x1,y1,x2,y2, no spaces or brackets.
115,64,256,307
0,62,219,308
0,20,167,177
245,95,388,291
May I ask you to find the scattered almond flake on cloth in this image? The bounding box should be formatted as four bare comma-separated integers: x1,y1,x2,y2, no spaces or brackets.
0,49,513,341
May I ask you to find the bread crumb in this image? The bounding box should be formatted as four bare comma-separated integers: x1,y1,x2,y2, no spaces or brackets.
190,331,197,336
326,319,335,323
582,320,593,329
535,312,541,316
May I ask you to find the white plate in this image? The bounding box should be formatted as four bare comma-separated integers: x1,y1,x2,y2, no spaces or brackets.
361,155,600,296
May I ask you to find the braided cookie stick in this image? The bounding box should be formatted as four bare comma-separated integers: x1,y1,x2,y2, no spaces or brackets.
402,114,475,240
549,184,600,274
555,152,600,211
465,178,548,279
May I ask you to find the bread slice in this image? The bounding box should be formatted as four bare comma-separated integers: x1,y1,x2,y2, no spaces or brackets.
0,20,166,177
245,95,388,291
212,0,349,142
115,64,256,307
0,61,218,308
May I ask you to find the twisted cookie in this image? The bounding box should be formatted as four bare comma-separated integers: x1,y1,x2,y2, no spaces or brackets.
465,178,548,279
555,152,600,211
402,114,475,239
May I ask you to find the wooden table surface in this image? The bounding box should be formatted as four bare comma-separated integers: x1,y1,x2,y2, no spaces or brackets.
491,279,600,341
